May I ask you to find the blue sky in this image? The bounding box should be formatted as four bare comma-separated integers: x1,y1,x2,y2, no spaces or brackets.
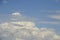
0,0,60,29
0,0,60,27
0,0,60,40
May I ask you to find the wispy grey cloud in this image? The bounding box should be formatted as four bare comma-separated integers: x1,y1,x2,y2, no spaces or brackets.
55,0,59,2
3,0,8,4
40,10,60,13
38,21,60,25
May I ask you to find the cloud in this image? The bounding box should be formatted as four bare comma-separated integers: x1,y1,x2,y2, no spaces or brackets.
49,15,60,20
55,0,59,2
0,12,60,40
11,12,38,22
3,0,8,4
12,12,22,16
39,21,60,25
39,14,60,25
0,22,60,40
40,10,60,13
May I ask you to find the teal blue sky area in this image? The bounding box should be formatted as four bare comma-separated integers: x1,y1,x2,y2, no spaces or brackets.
0,0,60,33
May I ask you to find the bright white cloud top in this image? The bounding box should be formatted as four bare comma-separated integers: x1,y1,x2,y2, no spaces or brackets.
0,12,60,40
12,12,22,16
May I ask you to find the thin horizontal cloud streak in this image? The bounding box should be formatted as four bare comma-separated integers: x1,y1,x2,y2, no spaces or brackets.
55,0,59,2
3,0,8,3
39,21,60,25
48,15,60,20
40,10,60,13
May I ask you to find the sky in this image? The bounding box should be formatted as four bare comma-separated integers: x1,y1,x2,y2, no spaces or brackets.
0,0,60,40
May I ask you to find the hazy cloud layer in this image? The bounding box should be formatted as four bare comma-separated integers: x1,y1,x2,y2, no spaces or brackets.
49,15,60,20
40,10,60,13
39,21,60,25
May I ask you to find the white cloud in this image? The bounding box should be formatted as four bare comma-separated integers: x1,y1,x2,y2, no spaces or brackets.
0,22,60,40
0,12,60,40
49,15,60,20
11,21,35,29
12,12,22,16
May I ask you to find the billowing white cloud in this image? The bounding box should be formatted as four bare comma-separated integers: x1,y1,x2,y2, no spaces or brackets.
0,12,60,40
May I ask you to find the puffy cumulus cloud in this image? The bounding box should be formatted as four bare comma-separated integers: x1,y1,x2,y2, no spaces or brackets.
11,21,35,29
0,12,60,40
